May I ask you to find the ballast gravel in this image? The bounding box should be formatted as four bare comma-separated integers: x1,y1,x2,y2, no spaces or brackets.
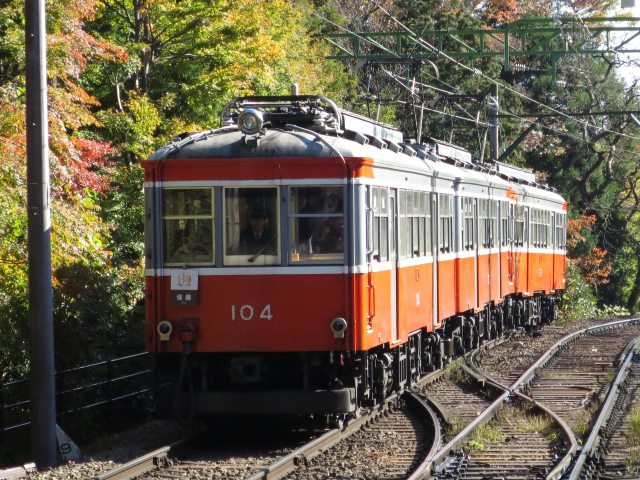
32,419,199,479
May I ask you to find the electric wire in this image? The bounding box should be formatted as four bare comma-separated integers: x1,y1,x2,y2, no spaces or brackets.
368,1,640,144
315,7,640,157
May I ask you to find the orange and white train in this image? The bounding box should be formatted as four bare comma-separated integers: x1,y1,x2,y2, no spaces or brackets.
142,96,567,417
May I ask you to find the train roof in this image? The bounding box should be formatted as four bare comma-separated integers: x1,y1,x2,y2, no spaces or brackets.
148,95,560,197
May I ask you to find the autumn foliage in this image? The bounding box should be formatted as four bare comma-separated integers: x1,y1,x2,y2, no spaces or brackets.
566,215,612,287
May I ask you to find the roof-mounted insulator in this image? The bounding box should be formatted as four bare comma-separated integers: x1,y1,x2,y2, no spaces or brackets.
402,145,417,157
354,132,369,145
387,141,402,153
371,137,387,149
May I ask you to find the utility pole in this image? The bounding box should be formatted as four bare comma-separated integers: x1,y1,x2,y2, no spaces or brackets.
25,0,57,468
488,84,499,163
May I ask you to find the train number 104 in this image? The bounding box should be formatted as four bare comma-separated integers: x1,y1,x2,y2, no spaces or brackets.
231,304,273,321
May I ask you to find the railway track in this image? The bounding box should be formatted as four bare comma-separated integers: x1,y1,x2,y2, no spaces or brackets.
91,318,640,480
90,391,439,480
565,336,640,479
418,360,502,442
408,317,640,480
416,354,570,479
90,421,316,480
275,394,438,480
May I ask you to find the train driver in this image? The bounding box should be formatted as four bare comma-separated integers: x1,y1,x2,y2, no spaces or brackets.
239,205,275,254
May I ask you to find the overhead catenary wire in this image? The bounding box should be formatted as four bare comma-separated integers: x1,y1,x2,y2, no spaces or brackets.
368,1,640,144
314,11,487,125
315,7,640,158
380,67,487,126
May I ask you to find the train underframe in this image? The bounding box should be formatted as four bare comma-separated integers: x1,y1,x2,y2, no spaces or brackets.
155,292,561,419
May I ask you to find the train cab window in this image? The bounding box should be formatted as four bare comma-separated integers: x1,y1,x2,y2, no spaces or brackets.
163,188,214,265
223,187,280,266
531,208,549,248
438,194,453,253
289,186,344,263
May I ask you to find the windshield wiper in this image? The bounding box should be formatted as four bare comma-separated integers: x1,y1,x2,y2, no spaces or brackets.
248,236,276,263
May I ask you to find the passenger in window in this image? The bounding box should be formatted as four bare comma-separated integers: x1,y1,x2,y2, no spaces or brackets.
321,218,344,253
298,189,322,239
240,205,275,254
296,189,324,253
319,196,344,253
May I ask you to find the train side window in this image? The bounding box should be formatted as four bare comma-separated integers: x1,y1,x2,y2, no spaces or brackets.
289,186,344,263
530,209,535,247
514,206,526,247
555,213,566,250
478,199,488,249
462,197,475,251
500,201,509,247
399,190,425,259
420,191,430,256
370,187,389,262
545,210,551,248
439,194,453,253
489,201,497,248
399,190,410,259
412,191,420,257
223,187,280,266
163,188,214,266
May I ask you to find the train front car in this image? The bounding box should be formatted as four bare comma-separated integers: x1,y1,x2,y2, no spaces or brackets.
142,96,399,418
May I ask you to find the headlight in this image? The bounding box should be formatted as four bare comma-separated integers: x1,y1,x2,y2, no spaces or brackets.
157,321,173,341
237,108,264,135
331,317,348,339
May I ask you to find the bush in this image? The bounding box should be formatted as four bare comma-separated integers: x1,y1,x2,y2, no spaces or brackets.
561,262,630,322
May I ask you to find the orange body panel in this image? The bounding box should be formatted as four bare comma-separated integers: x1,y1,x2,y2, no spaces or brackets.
513,251,529,294
147,274,349,353
397,263,434,337
477,252,502,306
528,252,555,293
455,256,477,312
553,253,566,291
438,259,456,321
353,270,391,350
141,157,374,182
500,251,515,298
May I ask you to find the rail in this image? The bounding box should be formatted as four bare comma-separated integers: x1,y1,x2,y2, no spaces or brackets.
565,336,640,479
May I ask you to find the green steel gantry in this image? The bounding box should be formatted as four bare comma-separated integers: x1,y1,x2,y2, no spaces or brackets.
322,17,640,85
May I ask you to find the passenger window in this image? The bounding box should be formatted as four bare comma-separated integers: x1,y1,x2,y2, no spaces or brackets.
163,188,214,265
289,186,344,263
371,187,389,262
224,187,279,265
439,194,453,253
514,206,526,247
